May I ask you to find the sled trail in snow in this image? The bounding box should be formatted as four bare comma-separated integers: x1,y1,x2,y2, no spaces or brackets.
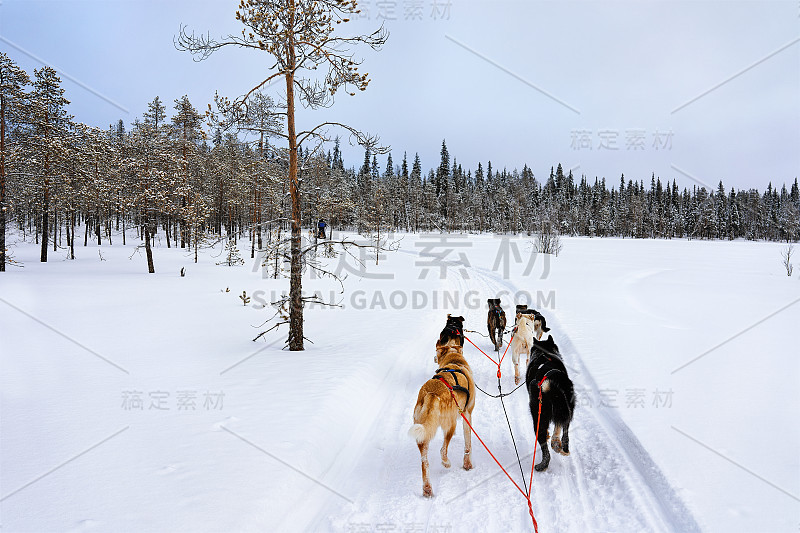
307,254,700,533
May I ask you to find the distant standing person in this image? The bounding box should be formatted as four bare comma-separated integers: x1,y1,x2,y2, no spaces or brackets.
318,219,327,239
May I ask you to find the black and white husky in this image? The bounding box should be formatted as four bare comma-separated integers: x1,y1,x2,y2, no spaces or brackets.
525,314,575,472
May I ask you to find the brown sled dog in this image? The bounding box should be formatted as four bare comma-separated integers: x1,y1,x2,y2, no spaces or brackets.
409,340,475,497
487,299,507,351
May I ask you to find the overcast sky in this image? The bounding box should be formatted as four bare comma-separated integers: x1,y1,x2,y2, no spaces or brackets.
2,0,798,191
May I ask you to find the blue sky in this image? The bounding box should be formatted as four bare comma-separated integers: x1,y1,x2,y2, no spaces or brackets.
2,0,798,191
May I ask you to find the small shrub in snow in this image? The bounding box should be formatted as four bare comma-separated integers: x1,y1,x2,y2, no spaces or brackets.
533,220,563,257
782,244,794,276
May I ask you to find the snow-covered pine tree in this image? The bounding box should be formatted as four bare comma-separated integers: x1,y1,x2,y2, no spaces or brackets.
437,140,450,221
218,237,245,266
171,95,208,262
409,153,423,232
0,53,29,271
25,67,73,262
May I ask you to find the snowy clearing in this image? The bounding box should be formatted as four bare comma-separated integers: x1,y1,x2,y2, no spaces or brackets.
1,232,798,532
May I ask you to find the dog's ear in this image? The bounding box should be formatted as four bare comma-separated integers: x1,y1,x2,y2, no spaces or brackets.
487,299,493,305
454,315,464,324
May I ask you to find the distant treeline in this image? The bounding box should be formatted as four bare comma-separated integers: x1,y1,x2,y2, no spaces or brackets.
2,57,798,270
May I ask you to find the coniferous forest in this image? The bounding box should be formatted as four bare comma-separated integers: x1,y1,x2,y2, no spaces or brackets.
2,56,799,272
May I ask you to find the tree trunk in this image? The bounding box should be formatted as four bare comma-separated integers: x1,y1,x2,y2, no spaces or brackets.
0,96,5,272
70,211,75,259
218,185,224,236
106,205,112,245
144,224,155,273
96,206,101,245
286,14,304,351
180,197,186,248
0,195,6,272
274,222,281,279
257,188,263,249
40,184,49,262
251,187,256,259
53,208,58,251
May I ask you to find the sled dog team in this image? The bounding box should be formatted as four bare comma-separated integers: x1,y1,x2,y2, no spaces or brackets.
409,300,576,497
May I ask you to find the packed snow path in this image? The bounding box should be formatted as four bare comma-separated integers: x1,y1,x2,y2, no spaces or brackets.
303,251,701,533
7,235,794,532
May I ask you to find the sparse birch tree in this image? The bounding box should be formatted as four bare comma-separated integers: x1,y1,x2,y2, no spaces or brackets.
177,0,388,350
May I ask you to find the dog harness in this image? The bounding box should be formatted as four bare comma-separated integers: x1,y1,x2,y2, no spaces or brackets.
440,324,464,343
433,367,471,410
536,368,563,389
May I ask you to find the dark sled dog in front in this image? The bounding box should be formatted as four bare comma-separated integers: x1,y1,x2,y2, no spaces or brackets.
438,314,465,347
487,299,506,351
525,317,575,472
409,339,475,497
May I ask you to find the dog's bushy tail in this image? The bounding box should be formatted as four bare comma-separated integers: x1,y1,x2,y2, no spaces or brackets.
408,393,441,444
540,373,575,425
408,424,427,443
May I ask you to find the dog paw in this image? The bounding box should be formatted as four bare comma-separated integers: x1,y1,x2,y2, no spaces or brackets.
463,458,473,470
442,458,451,468
551,436,562,454
514,376,521,385
558,450,570,457
423,485,434,498
534,460,549,472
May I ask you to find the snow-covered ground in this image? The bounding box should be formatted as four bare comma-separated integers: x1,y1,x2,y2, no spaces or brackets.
1,230,798,532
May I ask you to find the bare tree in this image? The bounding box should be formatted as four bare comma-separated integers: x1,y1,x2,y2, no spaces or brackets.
177,0,388,350
782,243,794,277
533,217,563,257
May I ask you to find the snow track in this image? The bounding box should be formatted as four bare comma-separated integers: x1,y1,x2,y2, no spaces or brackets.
4,234,795,532
307,252,700,533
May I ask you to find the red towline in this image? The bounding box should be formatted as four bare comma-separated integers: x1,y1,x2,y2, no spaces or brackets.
445,332,540,533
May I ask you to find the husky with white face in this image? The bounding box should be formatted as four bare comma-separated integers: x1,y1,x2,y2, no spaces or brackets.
510,312,534,385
